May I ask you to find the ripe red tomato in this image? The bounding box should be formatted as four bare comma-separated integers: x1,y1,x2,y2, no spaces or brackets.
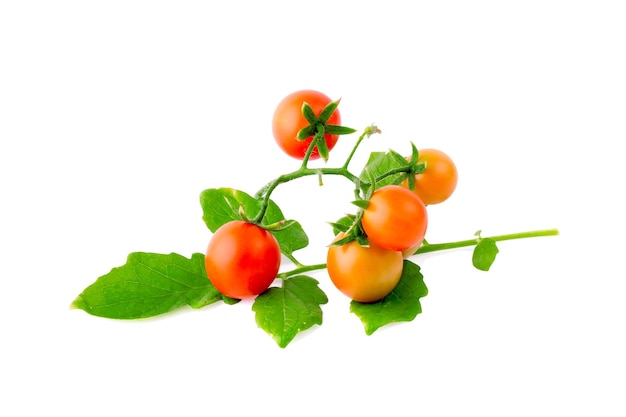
327,234,404,303
204,220,281,299
272,89,341,160
361,185,428,251
403,148,458,205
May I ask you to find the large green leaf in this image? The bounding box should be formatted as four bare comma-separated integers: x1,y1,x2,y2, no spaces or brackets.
199,187,309,257
252,276,328,348
71,252,225,319
350,260,428,335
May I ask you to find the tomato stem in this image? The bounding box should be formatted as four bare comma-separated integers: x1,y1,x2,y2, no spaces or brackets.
299,129,320,169
252,125,383,224
276,229,559,279
278,263,327,279
342,124,380,170
252,167,360,224
414,228,560,255
283,252,305,268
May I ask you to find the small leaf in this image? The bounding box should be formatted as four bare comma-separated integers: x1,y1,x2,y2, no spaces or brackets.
318,100,339,123
252,276,329,348
71,252,224,319
351,199,370,210
391,150,410,167
351,260,428,335
301,102,318,125
296,125,316,140
328,220,350,234
324,124,357,135
472,238,499,271
315,131,330,162
409,142,419,164
330,234,356,247
406,171,415,190
355,235,370,247
329,215,355,236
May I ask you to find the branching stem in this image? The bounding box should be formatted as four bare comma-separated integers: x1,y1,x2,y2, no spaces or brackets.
277,229,560,278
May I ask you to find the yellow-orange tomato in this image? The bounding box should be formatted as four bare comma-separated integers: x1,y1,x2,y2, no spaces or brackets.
401,239,423,258
403,148,458,205
327,234,404,303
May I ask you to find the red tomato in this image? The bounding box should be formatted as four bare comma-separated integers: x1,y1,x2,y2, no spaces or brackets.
205,220,281,299
272,89,341,160
361,185,428,251
327,234,404,303
403,148,458,205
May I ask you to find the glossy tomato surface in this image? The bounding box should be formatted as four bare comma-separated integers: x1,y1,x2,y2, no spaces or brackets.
271,89,340,160
361,185,428,251
205,220,281,299
404,148,458,205
327,234,404,303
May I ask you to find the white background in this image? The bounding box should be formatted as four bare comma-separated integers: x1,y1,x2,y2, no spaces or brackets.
2,1,625,415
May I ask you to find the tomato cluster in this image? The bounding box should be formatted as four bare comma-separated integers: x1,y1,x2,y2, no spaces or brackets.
328,148,458,302
72,86,556,348
204,89,458,304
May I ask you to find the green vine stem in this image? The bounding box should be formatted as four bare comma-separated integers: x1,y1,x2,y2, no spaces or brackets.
277,229,559,279
251,125,381,224
415,228,559,254
251,166,360,224
277,263,327,279
248,115,560,279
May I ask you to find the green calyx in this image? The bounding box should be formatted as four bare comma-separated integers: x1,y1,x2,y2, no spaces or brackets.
296,99,357,164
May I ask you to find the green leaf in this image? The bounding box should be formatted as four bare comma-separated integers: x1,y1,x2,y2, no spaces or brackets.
71,252,226,319
409,142,419,164
391,149,410,166
199,187,309,257
330,215,354,235
350,260,428,335
324,124,357,135
328,221,350,234
330,234,357,247
351,199,369,210
301,102,318,125
252,276,329,348
296,125,315,140
472,238,499,271
359,150,408,194
315,130,330,161
318,100,339,123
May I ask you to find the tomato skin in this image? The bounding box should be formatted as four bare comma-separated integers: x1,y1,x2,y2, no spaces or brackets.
402,239,423,258
403,148,458,205
204,220,281,299
361,185,428,252
272,90,341,160
327,234,404,303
